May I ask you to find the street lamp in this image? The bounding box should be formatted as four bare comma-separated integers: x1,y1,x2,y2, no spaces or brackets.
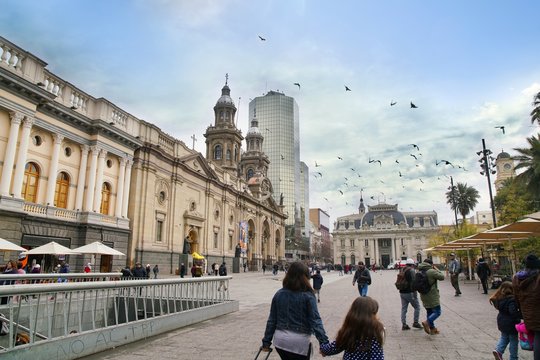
477,138,497,227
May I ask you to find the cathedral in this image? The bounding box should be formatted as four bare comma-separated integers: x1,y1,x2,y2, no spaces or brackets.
332,196,439,268
0,36,286,273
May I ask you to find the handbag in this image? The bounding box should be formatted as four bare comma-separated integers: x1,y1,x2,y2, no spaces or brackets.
515,322,534,351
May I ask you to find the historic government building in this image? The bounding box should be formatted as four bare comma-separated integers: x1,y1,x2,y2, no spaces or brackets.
332,197,439,268
0,36,286,273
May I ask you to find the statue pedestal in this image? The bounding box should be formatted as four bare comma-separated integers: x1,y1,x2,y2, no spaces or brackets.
179,254,193,272
233,257,240,273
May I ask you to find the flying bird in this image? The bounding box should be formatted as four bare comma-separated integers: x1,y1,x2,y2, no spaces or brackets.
344,177,348,181
495,126,505,134
410,154,418,160
410,144,420,151
324,197,329,202
280,154,285,160
265,128,271,132
395,159,400,164
390,101,397,106
345,86,351,91
436,160,454,168
338,190,344,195
350,168,355,171
410,102,418,108
419,178,424,183
337,156,343,160
399,171,403,177
258,35,266,41
315,161,321,167
293,83,301,90
370,196,375,200
317,172,323,177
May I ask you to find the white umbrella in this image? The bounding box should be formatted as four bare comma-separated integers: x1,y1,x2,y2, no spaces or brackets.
22,241,79,255
72,241,125,256
0,238,26,252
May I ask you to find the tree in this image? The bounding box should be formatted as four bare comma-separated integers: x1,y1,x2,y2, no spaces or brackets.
445,182,480,223
531,91,540,124
494,178,538,225
513,134,540,201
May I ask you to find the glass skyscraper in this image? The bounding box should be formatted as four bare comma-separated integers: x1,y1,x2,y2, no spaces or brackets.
248,91,301,229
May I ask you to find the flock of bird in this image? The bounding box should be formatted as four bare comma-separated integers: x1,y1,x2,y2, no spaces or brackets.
256,34,507,214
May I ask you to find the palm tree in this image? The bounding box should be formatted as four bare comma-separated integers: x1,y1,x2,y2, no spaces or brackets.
445,182,480,223
513,134,540,201
531,91,540,124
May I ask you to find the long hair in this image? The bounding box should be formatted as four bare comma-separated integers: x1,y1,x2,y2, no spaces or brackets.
489,281,514,306
335,297,384,353
282,262,313,293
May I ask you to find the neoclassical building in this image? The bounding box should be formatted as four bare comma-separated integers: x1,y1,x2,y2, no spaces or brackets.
332,197,439,267
0,36,285,273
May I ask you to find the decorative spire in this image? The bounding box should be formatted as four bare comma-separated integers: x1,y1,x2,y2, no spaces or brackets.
225,73,228,86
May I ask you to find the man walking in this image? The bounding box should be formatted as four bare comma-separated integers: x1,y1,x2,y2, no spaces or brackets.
352,262,371,297
476,258,491,294
418,258,445,335
399,259,422,330
449,253,462,296
311,269,324,303
218,262,228,291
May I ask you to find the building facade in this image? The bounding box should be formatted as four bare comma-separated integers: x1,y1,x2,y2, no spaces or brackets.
0,37,286,273
309,208,332,263
332,198,439,268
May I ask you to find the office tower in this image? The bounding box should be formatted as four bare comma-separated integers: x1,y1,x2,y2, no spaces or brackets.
249,91,307,257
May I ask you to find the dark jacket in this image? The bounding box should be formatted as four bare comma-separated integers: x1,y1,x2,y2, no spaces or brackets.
513,269,540,331
262,288,328,348
417,261,445,308
311,273,323,290
491,296,521,334
352,267,371,286
218,263,227,276
476,261,491,279
132,266,146,278
398,266,415,294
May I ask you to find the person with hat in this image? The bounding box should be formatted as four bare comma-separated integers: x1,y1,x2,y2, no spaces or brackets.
418,258,445,335
132,262,147,279
399,259,422,330
449,253,462,296
512,253,540,360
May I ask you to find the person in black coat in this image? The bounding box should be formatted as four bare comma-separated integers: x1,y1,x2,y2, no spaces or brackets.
132,262,147,279
476,258,491,294
311,270,324,303
489,281,521,360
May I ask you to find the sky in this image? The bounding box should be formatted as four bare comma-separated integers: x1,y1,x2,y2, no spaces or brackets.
1,0,540,226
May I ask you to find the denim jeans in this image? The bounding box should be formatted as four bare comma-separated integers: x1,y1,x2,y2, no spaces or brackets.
495,331,518,360
357,284,368,297
400,292,420,325
426,305,441,328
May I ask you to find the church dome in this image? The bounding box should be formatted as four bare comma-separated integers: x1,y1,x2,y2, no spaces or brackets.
361,203,407,227
497,151,511,160
215,84,236,108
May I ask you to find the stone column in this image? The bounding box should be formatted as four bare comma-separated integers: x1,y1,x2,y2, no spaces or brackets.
93,150,107,212
121,160,133,217
84,146,99,211
0,112,23,196
11,117,34,198
373,238,378,266
391,238,396,263
74,145,89,211
115,157,126,217
45,134,64,206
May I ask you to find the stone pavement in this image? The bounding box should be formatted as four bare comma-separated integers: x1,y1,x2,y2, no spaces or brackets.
81,270,534,360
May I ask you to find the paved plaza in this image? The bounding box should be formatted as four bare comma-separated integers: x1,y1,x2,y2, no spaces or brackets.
82,270,533,360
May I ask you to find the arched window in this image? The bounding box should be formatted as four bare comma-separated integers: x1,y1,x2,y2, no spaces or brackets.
234,146,238,161
54,172,70,208
351,254,356,265
247,168,254,180
100,183,111,215
214,145,222,160
341,254,346,265
225,111,230,119
219,111,224,120
226,149,231,160
22,162,40,203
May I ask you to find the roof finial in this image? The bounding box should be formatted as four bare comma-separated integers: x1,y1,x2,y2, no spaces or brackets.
225,73,229,86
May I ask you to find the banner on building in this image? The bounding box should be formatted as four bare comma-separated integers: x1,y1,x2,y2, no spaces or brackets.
239,221,248,254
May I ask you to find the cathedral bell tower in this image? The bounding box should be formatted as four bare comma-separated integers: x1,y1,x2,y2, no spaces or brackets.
239,107,270,181
495,150,515,190
204,74,244,174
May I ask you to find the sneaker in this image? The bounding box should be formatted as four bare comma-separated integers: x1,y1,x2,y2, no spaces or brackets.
402,324,411,330
412,322,422,329
430,327,440,335
421,321,430,334
492,350,502,360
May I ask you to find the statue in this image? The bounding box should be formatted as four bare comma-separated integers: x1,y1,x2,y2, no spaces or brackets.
235,243,242,258
182,236,191,254
279,193,284,206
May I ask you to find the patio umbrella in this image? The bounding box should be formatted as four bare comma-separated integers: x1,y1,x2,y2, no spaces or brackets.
22,241,79,255
0,238,26,252
72,241,125,256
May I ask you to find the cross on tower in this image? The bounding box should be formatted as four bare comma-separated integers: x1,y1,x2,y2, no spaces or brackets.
225,73,228,85
190,134,197,150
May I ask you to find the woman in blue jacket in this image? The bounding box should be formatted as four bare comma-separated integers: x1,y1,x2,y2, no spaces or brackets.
261,262,329,359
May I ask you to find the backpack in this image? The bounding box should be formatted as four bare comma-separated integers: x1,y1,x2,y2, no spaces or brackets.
394,268,410,291
219,265,226,276
413,269,432,294
516,322,534,351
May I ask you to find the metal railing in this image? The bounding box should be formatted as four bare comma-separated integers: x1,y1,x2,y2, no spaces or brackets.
0,275,231,352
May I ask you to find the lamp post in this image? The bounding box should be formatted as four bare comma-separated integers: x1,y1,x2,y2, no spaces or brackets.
449,176,459,231
477,138,497,227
